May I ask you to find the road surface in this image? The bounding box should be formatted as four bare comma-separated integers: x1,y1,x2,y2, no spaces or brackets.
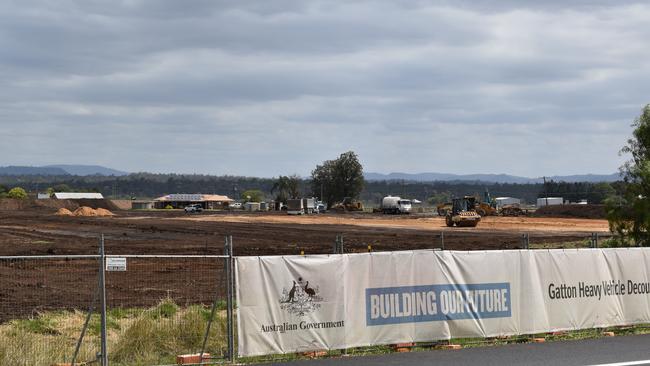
267,334,650,366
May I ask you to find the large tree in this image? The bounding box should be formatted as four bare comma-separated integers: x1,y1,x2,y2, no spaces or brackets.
607,104,650,246
271,175,301,202
311,151,364,207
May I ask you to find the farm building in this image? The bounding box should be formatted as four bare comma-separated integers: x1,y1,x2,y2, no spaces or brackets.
53,192,104,200
153,194,233,209
132,200,154,210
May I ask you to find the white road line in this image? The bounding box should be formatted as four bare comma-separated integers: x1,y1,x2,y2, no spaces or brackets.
586,361,650,366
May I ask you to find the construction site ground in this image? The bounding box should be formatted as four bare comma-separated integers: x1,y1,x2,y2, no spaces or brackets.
0,207,611,320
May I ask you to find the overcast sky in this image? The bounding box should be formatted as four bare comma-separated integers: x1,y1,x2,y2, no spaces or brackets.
1,0,648,177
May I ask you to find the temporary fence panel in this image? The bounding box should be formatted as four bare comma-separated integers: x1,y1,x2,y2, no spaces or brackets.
0,256,101,365
104,255,230,365
236,248,650,357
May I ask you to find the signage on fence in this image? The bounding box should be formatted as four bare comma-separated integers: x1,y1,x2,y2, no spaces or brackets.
106,257,127,271
236,248,650,357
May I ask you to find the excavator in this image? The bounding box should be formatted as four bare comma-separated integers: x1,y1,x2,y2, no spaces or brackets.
475,189,498,216
445,196,481,227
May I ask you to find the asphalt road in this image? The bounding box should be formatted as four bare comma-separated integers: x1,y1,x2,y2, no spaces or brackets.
267,334,650,366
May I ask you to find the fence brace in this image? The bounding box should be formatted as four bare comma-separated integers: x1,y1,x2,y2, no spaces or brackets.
98,234,108,366
226,235,235,362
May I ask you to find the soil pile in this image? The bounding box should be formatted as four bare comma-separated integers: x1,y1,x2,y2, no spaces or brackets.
533,204,606,219
73,206,98,217
95,208,115,217
55,208,74,216
75,199,121,211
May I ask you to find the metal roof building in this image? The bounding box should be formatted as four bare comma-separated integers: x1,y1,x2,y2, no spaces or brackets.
53,192,104,200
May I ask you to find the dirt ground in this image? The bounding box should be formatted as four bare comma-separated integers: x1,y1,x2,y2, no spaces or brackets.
0,207,611,321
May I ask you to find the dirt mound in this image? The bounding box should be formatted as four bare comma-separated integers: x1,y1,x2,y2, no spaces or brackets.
73,206,98,217
55,208,74,216
110,200,132,210
95,208,115,217
75,199,121,211
533,204,606,219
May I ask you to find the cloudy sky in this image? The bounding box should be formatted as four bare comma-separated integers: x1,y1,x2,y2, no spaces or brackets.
1,0,648,177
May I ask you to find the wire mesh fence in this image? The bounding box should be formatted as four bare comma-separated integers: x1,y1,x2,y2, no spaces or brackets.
0,232,618,365
0,237,233,366
0,256,101,365
104,255,230,365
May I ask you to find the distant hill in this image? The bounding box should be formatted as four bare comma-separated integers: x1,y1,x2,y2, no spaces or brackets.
44,164,128,176
0,166,69,176
0,165,127,176
364,172,621,184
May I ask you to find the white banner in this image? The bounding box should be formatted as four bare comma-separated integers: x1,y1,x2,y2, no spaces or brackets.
236,249,650,357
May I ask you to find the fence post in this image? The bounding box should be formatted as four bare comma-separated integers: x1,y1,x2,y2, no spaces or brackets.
98,234,108,366
595,233,599,248
440,232,445,251
522,233,529,249
226,235,235,362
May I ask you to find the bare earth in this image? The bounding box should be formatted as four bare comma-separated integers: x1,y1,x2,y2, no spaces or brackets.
0,208,611,321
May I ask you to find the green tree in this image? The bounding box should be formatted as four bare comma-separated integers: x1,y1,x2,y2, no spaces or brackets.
48,184,72,194
311,151,365,207
271,175,301,202
427,191,451,205
241,189,265,203
607,104,650,246
7,187,28,200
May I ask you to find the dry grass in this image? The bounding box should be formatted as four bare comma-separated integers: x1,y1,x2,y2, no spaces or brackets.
0,299,227,366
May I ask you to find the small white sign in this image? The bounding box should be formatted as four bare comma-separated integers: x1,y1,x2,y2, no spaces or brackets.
106,257,127,271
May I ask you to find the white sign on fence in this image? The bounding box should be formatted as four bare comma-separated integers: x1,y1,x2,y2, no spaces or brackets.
106,257,127,271
236,249,650,357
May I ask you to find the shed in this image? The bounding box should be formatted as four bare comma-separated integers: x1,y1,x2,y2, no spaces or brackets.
53,192,104,200
244,202,261,211
132,201,154,210
537,197,564,207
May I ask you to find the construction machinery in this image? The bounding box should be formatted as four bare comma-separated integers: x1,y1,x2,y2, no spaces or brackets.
436,202,452,216
331,197,364,212
475,201,497,216
445,196,481,227
500,204,524,217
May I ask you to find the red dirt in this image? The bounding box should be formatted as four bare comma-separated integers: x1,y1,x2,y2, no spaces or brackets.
0,207,611,321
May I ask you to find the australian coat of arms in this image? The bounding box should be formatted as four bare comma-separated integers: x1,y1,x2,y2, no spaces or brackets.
279,277,323,316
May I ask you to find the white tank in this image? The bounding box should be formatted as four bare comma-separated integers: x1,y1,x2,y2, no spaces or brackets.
381,196,412,214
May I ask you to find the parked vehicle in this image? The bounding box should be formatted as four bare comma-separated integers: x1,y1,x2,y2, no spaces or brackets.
315,201,326,213
287,199,304,215
184,204,203,213
230,202,242,209
302,198,316,214
381,196,412,214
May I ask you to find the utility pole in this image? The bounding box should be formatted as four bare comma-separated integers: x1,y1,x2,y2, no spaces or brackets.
543,176,549,206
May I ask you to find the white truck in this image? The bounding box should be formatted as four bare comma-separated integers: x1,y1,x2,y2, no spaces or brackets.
302,198,316,214
381,196,412,214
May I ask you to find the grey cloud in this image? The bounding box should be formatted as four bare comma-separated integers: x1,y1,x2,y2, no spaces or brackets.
0,0,648,176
